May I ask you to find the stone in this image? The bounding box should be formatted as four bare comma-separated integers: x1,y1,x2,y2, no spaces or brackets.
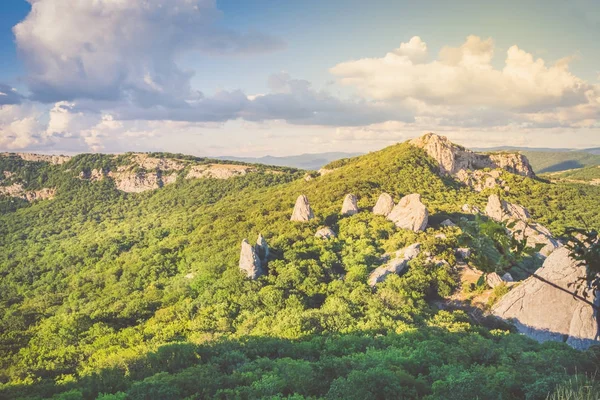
256,233,269,267
462,204,481,214
368,243,421,286
502,272,514,282
411,133,535,177
239,239,263,279
341,194,359,216
386,194,428,231
186,164,253,179
291,195,314,222
485,195,559,258
455,248,471,260
315,227,336,239
440,219,456,227
486,272,504,288
373,193,395,216
492,247,600,350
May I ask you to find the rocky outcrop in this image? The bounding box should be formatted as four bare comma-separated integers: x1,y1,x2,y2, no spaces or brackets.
256,234,269,267
130,154,185,171
373,193,394,216
485,195,559,257
318,168,335,176
486,273,504,288
492,247,600,350
502,272,514,282
341,194,359,216
462,204,481,214
368,243,421,286
0,184,56,201
110,172,161,193
186,164,254,180
411,133,534,177
239,239,263,279
1,152,72,165
315,227,336,239
387,194,428,231
455,248,471,261
291,195,314,222
440,219,456,227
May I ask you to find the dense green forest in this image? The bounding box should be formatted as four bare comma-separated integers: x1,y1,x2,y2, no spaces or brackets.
1,144,600,399
542,165,600,183
520,150,600,174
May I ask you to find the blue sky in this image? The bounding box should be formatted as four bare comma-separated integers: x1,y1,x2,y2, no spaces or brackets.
0,0,599,156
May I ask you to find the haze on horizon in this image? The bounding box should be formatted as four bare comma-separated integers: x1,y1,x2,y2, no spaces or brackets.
0,0,599,157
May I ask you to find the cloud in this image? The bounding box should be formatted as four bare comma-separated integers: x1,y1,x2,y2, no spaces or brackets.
0,103,44,150
0,84,22,105
330,35,594,112
14,0,284,104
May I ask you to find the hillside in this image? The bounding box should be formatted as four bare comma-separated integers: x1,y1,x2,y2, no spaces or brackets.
1,137,599,399
542,165,600,185
520,150,600,173
216,152,362,170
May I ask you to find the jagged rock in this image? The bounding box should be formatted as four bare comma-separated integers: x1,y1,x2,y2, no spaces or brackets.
373,193,394,216
486,272,504,288
502,272,514,282
110,172,161,193
1,152,71,165
291,195,314,222
485,195,559,257
239,239,263,279
492,247,600,350
341,194,359,216
0,184,56,201
440,219,456,227
368,243,421,286
462,204,481,214
411,133,535,177
456,248,471,260
186,164,253,179
315,227,336,239
256,234,269,267
386,194,428,231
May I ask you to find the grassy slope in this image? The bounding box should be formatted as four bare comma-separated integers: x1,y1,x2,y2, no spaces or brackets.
521,150,600,173
1,144,599,399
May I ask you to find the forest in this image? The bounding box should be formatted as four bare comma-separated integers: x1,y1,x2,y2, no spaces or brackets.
1,143,600,399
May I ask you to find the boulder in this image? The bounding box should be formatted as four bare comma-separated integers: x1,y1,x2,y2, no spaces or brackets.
373,193,395,216
492,247,600,350
455,248,471,261
486,272,504,288
386,194,428,231
368,243,421,287
341,194,359,216
315,227,336,239
440,219,456,227
291,195,314,222
239,239,263,279
485,195,559,257
502,272,514,282
256,233,269,267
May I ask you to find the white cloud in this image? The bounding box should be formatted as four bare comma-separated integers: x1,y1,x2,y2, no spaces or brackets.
14,0,284,104
330,35,594,112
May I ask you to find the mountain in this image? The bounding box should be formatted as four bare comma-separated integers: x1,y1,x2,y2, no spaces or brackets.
1,135,599,400
216,152,362,170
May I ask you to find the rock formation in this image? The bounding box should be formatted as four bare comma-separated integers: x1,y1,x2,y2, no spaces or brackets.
0,184,56,201
386,194,428,232
1,152,72,165
186,164,254,180
485,194,559,257
315,227,336,239
368,243,421,286
239,239,263,279
486,272,504,288
291,195,314,222
492,247,600,350
440,219,456,227
256,234,269,267
373,193,394,216
502,272,514,282
341,194,359,216
455,248,471,261
462,204,481,214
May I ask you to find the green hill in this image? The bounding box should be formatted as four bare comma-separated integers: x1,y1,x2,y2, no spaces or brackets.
520,150,600,173
543,165,600,183
1,143,599,400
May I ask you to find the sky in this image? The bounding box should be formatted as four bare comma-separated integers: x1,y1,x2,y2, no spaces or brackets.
0,0,599,156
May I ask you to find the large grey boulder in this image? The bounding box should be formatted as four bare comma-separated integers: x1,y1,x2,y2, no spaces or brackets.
368,243,421,287
373,193,395,216
386,194,428,231
291,195,314,222
485,195,559,257
315,227,336,239
341,194,359,216
239,239,263,279
492,247,600,350
256,233,269,267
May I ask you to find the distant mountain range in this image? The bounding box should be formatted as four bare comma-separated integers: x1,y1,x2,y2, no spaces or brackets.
217,147,600,174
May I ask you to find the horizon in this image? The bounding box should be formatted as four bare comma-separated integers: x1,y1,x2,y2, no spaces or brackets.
1,0,599,156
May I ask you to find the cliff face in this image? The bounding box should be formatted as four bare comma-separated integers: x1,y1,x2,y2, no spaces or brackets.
1,152,72,165
410,134,535,190
0,184,56,201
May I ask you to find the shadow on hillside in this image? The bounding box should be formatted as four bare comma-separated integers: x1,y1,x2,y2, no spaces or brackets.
3,324,600,400
540,161,585,174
